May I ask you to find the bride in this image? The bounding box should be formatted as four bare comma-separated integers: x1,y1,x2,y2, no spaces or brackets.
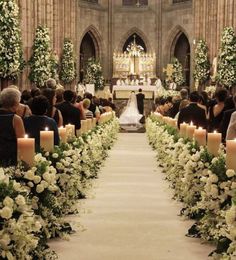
119,91,143,126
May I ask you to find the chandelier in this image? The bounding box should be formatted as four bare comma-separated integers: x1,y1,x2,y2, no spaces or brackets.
126,35,144,57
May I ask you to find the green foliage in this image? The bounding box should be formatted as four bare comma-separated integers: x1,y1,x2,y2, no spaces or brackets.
29,26,52,87
84,58,105,91
209,156,227,182
0,0,24,79
200,147,214,163
193,40,210,84
217,27,236,87
59,38,76,84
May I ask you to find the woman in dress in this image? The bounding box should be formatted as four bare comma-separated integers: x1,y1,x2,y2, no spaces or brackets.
119,91,143,126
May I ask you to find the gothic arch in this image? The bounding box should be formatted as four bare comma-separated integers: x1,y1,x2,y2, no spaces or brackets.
79,25,104,60
116,27,152,53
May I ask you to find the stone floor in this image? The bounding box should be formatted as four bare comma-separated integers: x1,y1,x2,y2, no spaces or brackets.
49,133,213,260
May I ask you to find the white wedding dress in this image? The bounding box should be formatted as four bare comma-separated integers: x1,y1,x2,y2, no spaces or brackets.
119,92,143,126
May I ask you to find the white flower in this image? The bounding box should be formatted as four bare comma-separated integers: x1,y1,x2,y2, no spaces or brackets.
0,233,11,248
33,175,41,184
27,181,34,188
226,205,236,225
52,153,59,158
209,174,219,183
25,170,35,180
0,206,13,219
13,181,21,191
36,184,44,193
3,196,14,208
210,184,219,198
15,195,26,206
226,169,236,178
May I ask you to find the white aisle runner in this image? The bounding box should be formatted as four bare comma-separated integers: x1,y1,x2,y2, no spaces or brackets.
50,133,213,260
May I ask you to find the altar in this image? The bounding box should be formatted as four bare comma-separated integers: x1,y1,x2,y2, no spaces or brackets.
112,85,157,99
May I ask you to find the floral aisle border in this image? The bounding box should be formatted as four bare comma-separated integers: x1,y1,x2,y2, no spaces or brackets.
146,116,236,259
0,118,120,259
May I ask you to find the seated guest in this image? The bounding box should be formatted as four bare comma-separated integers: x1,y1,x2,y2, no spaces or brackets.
208,89,228,132
82,99,94,119
0,88,25,166
226,111,236,140
220,94,236,142
73,94,86,120
56,90,81,130
45,78,57,89
178,91,207,129
42,88,63,127
174,99,190,120
155,97,173,116
27,87,41,109
84,92,100,119
55,88,64,105
24,95,59,152
168,88,188,118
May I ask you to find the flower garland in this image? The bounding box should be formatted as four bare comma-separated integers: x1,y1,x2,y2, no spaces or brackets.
171,58,185,86
217,27,236,87
29,26,52,87
146,116,236,259
193,40,210,85
0,118,120,259
0,0,24,79
84,58,105,91
59,38,76,84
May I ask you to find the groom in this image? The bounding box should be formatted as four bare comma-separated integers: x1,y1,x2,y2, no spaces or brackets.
136,88,145,115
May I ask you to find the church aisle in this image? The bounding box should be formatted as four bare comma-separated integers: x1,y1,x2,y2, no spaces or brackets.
50,133,213,260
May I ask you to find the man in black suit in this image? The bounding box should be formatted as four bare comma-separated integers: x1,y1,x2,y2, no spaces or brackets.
220,94,236,142
56,90,81,132
178,91,207,129
136,88,145,115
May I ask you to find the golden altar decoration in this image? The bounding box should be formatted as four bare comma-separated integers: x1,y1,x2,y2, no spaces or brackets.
113,35,156,78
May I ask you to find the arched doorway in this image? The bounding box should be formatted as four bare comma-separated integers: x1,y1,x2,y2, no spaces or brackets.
79,32,96,82
173,33,190,86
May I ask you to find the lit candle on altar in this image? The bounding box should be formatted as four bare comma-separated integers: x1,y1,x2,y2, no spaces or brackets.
17,134,35,167
207,131,222,156
179,122,188,137
226,139,236,171
40,127,54,152
171,118,177,128
58,126,67,143
194,127,206,146
186,122,196,139
65,124,75,138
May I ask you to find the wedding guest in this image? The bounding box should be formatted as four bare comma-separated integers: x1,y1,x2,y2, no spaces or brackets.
226,111,236,140
220,94,236,142
27,87,41,109
41,88,63,127
208,89,228,132
72,92,86,120
174,99,190,120
0,88,25,166
55,88,64,105
82,98,94,119
155,97,173,115
45,78,57,89
24,95,59,152
178,91,207,129
84,92,100,119
8,85,32,118
56,90,81,131
168,88,188,118
21,90,31,104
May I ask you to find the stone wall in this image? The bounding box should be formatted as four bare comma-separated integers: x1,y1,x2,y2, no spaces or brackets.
7,0,236,90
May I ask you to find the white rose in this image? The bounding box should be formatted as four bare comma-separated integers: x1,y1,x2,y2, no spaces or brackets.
52,153,59,158
27,181,34,188
36,184,44,193
41,180,49,188
210,185,219,198
25,170,35,180
226,206,236,225
13,181,21,192
209,174,219,183
0,206,13,219
3,197,14,208
15,195,26,206
33,176,41,184
226,169,236,178
231,182,236,189
0,233,11,247
42,172,51,183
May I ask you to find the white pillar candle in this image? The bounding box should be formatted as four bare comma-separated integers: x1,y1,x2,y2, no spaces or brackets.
81,120,87,132
186,122,196,139
86,119,92,130
194,127,207,146
40,127,54,152
58,127,67,143
207,131,222,156
226,139,236,171
17,134,35,167
179,122,188,137
92,118,97,128
65,124,75,138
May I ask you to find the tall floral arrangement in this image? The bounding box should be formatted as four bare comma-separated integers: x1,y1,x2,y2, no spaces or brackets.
172,58,185,86
29,26,52,87
217,27,236,87
59,38,76,84
0,0,24,79
50,51,59,81
84,58,104,91
193,40,210,85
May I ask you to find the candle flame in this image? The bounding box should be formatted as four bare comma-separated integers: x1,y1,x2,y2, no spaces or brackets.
199,127,202,130
59,126,64,129
213,130,217,133
24,134,28,138
190,121,193,126
45,127,48,131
